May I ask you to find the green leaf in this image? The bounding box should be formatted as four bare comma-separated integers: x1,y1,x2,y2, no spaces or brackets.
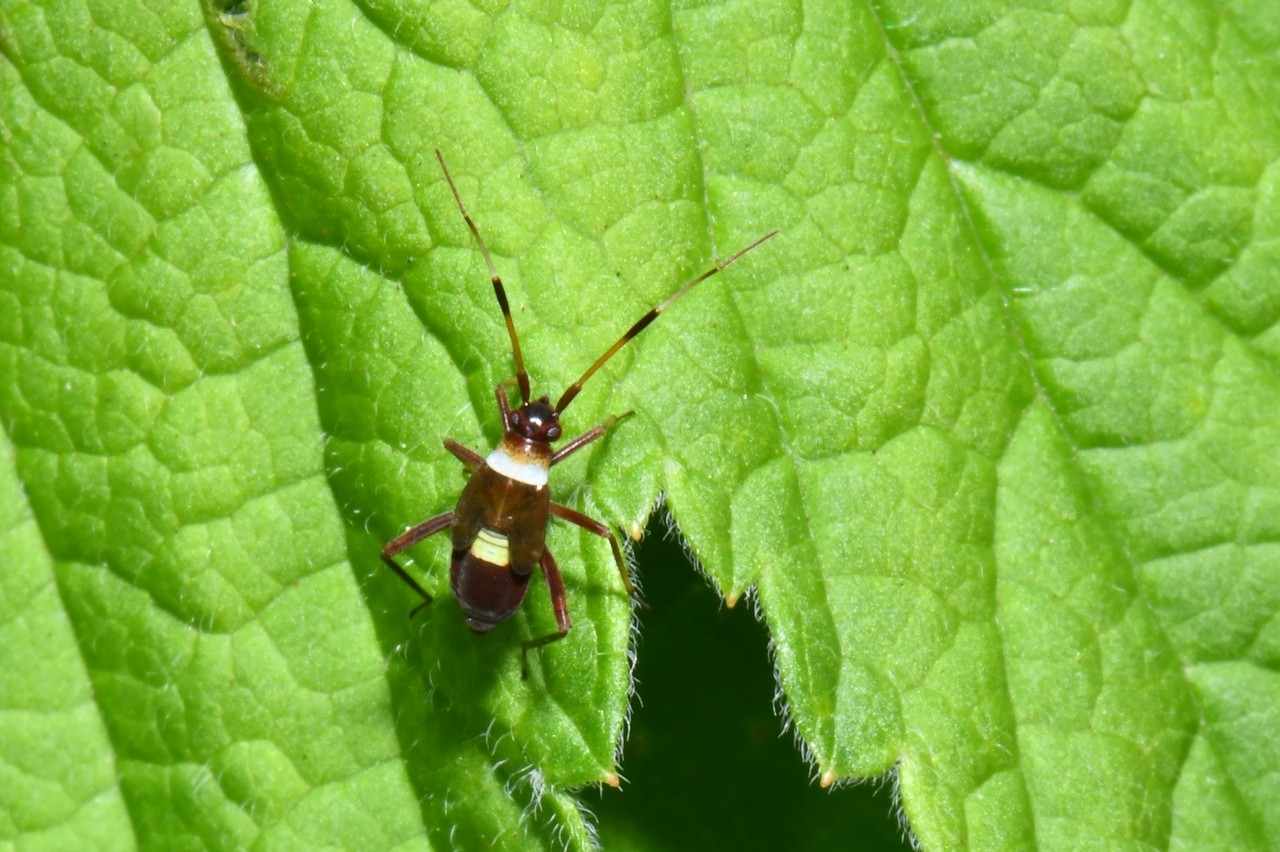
2,0,1278,849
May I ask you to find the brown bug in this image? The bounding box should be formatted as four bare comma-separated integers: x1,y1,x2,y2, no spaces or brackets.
382,150,777,678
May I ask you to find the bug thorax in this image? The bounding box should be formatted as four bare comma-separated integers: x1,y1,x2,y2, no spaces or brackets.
507,395,562,446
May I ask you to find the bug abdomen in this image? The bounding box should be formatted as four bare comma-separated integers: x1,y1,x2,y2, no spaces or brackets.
451,534,531,632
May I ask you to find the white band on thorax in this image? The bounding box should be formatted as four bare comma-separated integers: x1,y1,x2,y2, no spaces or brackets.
486,447,549,488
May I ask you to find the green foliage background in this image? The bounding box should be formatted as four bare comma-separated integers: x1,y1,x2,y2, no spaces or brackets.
2,0,1279,849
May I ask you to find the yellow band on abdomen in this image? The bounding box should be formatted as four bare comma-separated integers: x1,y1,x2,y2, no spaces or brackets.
470,528,510,567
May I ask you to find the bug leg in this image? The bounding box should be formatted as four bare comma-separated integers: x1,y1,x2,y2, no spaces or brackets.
444,439,485,471
382,511,453,618
550,410,634,466
548,502,643,605
521,547,572,679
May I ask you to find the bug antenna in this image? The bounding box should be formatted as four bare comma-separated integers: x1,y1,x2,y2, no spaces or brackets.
555,229,779,413
436,150,531,403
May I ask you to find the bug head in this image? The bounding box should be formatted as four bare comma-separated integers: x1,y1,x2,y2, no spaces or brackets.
508,395,563,444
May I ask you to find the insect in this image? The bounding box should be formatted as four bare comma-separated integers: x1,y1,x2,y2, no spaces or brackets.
382,150,777,678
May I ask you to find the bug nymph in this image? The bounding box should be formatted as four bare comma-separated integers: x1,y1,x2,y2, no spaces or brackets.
382,150,777,678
